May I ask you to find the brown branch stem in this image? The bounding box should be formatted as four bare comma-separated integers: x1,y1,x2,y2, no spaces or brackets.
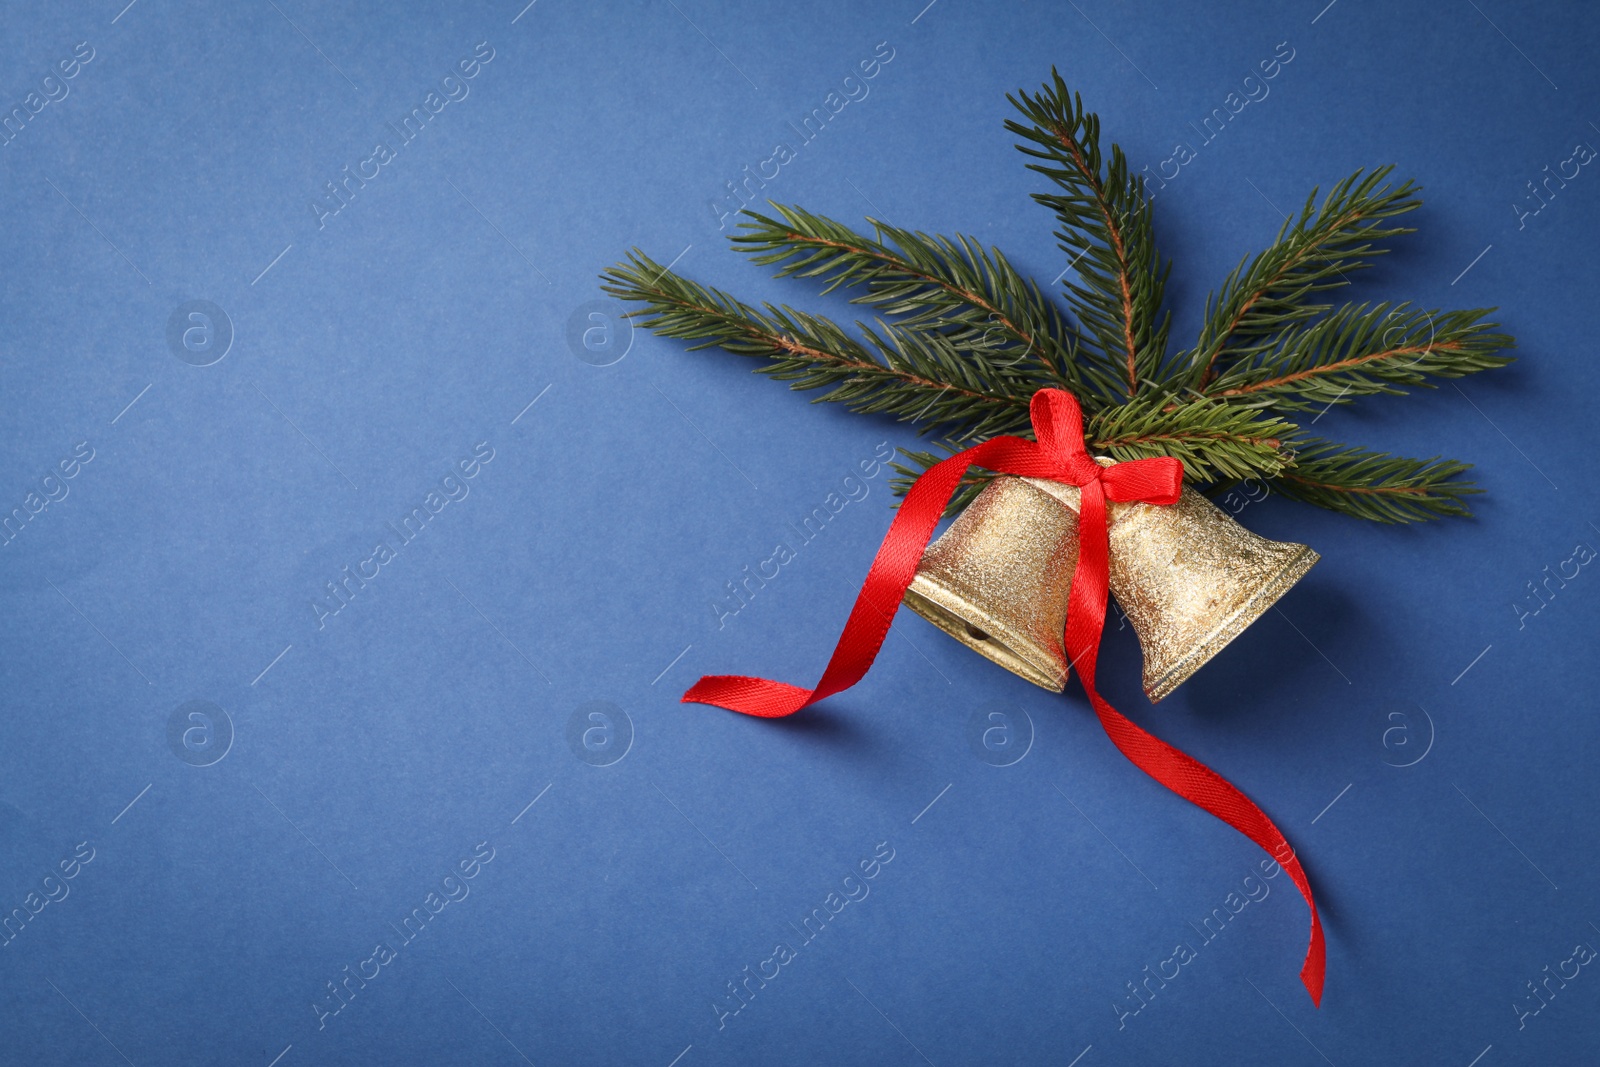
1051,126,1139,394
1195,206,1368,389
1212,341,1461,397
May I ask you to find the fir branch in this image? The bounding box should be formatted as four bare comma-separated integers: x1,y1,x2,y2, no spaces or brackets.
600,72,1516,528
728,204,1110,404
600,249,1034,442
1085,392,1293,484
1006,69,1171,397
1207,302,1514,411
1188,167,1422,389
1269,439,1480,523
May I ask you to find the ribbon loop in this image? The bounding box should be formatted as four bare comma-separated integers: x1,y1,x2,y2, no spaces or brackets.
681,388,1324,1005
1031,388,1095,481
1102,458,1184,505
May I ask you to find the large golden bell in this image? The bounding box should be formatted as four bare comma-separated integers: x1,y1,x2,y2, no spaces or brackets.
902,476,1081,691
1029,472,1319,702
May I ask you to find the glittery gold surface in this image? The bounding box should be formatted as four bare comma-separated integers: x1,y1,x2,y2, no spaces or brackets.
903,476,1080,691
1031,470,1318,702
904,465,1319,699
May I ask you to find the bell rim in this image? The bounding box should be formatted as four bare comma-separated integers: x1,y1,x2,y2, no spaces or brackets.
1142,543,1320,703
903,576,1068,692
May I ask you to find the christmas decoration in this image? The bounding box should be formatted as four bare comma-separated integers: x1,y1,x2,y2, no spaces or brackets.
601,70,1516,1007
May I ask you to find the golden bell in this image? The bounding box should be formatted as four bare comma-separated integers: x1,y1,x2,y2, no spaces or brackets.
1031,473,1319,702
902,475,1081,691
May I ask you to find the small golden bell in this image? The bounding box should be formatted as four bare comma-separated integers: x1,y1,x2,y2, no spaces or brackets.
902,475,1081,691
1032,473,1318,702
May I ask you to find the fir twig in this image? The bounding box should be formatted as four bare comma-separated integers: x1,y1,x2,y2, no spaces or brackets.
1270,440,1480,523
1006,69,1171,398
600,250,1034,442
1207,303,1514,411
1186,168,1422,389
1087,392,1293,484
729,204,1100,403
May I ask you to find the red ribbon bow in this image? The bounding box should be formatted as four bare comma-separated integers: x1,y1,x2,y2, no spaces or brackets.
684,388,1325,1005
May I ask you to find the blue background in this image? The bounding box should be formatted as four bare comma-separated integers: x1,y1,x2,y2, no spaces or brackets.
0,1,1595,1064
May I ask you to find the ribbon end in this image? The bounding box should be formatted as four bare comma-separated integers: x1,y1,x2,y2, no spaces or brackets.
681,675,813,718
680,679,719,707
1300,921,1327,1007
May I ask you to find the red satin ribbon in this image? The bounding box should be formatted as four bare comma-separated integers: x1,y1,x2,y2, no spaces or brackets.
683,388,1325,1005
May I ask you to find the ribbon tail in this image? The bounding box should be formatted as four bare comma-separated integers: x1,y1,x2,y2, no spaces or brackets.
1090,698,1326,1005
681,436,1035,718
1061,464,1323,1004
680,676,814,718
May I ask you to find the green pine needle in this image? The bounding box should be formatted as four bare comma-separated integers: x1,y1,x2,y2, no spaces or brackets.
1184,167,1425,389
728,204,1114,406
600,250,1035,443
1272,440,1481,523
1087,392,1293,484
1006,69,1172,397
1206,302,1515,411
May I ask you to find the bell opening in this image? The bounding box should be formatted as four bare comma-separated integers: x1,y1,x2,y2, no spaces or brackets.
899,476,1078,694
1142,542,1320,702
902,584,1067,692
